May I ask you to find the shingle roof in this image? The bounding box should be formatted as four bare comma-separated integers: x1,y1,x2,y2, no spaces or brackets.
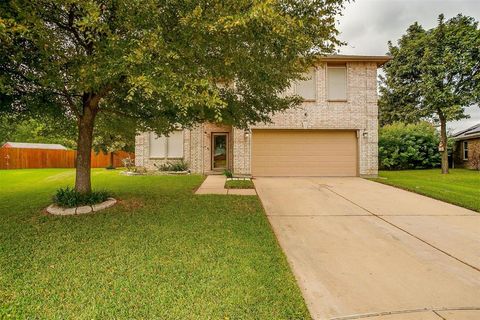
452,123,480,140
2,142,68,150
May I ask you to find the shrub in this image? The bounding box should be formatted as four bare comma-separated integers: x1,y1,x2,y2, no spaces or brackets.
223,169,233,178
122,156,135,171
379,122,442,170
53,187,112,208
156,160,189,172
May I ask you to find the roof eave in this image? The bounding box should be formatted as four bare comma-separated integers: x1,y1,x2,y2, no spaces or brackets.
316,54,392,67
453,133,480,141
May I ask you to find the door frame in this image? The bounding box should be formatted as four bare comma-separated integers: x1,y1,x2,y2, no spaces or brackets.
211,132,229,171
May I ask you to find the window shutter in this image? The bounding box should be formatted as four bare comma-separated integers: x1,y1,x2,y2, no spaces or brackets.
327,65,347,100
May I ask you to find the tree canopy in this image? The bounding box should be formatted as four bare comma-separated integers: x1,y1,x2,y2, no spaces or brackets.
379,14,480,173
0,0,347,192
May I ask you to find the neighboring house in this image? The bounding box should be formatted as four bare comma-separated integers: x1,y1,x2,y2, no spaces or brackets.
1,142,68,150
135,54,390,177
452,123,480,170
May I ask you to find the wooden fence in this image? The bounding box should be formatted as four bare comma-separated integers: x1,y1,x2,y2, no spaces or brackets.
0,148,134,170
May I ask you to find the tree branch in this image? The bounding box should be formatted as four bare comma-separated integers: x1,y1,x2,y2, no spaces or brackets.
62,86,80,118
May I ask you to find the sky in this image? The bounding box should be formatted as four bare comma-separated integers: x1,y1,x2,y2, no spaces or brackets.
336,0,480,132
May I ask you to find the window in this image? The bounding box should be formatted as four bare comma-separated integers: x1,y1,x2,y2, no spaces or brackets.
295,69,316,101
463,141,469,160
149,134,167,158
167,130,184,158
327,64,347,101
149,131,184,158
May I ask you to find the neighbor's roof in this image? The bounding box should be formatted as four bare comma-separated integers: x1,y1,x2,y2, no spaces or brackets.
2,142,68,150
452,123,480,140
317,54,392,67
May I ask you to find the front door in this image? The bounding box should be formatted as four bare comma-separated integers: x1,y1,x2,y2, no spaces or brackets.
212,133,228,170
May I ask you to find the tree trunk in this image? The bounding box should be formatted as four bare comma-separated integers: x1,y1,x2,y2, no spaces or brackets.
439,114,449,174
75,102,97,194
110,151,115,168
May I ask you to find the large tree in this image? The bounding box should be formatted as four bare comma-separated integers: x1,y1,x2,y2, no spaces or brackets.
379,14,480,174
1,0,346,193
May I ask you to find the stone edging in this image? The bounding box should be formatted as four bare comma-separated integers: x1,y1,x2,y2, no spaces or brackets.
46,198,117,215
120,170,190,176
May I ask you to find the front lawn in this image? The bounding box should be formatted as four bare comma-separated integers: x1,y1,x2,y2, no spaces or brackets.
371,169,480,212
0,169,309,319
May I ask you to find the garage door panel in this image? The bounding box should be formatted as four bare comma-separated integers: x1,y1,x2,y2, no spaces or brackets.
252,130,358,177
253,156,357,163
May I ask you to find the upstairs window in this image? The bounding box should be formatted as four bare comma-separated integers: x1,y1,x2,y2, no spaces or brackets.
149,130,184,158
295,69,316,101
327,63,347,101
463,141,469,160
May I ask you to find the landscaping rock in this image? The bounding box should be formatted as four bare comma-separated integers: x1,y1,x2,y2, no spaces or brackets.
46,204,77,215
75,205,92,214
47,198,117,215
92,198,117,212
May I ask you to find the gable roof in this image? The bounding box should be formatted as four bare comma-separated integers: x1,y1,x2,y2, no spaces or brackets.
452,123,480,140
317,54,392,67
2,142,68,150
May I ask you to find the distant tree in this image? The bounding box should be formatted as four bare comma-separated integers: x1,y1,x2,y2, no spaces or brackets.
0,115,76,147
379,14,480,174
0,114,134,154
1,0,346,193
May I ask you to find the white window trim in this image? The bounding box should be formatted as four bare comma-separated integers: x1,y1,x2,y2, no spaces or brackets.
149,131,184,159
326,64,348,102
463,141,469,160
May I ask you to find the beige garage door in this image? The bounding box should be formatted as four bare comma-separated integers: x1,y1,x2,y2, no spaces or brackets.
252,130,358,177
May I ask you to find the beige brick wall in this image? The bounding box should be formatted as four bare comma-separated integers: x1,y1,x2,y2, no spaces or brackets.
135,130,192,171
136,61,379,176
233,62,379,176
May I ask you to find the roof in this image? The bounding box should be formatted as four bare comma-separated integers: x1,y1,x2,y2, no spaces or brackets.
2,142,68,150
452,123,480,141
317,54,392,67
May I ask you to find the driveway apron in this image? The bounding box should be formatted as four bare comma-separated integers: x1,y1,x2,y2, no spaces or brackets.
254,177,480,320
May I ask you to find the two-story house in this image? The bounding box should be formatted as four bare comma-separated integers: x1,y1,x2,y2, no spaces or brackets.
135,54,390,177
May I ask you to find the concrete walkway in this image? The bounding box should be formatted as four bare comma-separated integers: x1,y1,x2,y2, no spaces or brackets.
195,175,256,195
254,177,480,320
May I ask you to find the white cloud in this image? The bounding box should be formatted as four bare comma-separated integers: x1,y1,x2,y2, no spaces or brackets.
336,0,480,131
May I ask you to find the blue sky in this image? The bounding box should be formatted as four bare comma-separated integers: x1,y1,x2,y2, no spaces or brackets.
336,0,480,132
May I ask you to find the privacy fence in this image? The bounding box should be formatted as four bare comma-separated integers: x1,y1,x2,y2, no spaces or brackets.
0,148,133,170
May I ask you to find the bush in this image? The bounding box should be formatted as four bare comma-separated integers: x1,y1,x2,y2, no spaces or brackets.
53,187,112,208
379,122,442,170
223,169,233,178
156,160,189,172
122,156,135,171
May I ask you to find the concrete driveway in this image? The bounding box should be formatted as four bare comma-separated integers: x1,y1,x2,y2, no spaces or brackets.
254,177,480,320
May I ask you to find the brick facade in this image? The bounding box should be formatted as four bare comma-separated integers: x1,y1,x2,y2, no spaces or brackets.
454,138,480,170
136,60,380,177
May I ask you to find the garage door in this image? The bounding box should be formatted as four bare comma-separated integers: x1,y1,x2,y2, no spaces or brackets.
252,130,358,177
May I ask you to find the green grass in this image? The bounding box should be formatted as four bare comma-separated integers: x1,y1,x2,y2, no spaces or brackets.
371,169,480,212
0,169,309,319
225,179,255,189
